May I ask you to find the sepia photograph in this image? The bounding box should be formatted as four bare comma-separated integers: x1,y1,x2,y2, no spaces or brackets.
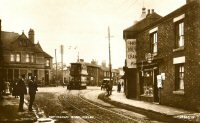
0,0,199,122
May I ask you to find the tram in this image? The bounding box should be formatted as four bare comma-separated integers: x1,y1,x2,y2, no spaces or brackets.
67,62,88,90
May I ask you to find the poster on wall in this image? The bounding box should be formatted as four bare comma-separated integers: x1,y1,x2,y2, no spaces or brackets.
126,39,136,68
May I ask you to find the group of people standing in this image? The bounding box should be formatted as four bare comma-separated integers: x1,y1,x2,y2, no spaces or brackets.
0,74,38,112
17,74,38,112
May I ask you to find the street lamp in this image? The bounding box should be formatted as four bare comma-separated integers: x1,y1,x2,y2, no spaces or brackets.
145,53,154,63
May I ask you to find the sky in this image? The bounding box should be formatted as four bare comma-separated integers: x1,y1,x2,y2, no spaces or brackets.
0,0,186,68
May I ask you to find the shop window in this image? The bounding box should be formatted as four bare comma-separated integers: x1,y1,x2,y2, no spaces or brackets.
10,54,15,62
175,20,184,48
143,70,153,96
175,64,184,90
150,32,158,54
16,53,21,62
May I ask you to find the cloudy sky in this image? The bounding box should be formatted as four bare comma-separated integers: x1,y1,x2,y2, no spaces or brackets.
0,0,186,68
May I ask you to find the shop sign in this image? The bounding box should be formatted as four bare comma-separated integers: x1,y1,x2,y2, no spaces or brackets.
126,39,136,68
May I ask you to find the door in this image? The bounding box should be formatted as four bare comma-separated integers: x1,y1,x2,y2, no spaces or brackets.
153,68,159,102
45,70,49,85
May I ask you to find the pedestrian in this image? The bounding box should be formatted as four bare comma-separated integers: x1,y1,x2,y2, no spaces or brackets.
17,74,27,112
12,79,19,98
4,81,10,95
28,76,38,111
117,82,121,93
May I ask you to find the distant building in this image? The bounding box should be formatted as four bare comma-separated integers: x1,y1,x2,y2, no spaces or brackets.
101,63,119,85
123,0,200,111
86,60,103,86
0,20,52,85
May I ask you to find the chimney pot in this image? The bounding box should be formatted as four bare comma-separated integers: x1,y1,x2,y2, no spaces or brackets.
147,9,150,14
152,9,154,13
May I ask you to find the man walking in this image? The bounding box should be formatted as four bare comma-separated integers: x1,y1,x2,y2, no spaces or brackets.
18,74,27,112
28,76,38,111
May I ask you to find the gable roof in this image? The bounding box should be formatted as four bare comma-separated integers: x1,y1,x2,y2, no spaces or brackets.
1,31,52,58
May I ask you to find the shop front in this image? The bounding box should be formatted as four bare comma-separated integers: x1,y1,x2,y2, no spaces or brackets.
138,56,162,103
139,66,159,103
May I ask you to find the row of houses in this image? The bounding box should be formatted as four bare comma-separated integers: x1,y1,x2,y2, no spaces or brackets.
123,0,200,111
52,59,122,86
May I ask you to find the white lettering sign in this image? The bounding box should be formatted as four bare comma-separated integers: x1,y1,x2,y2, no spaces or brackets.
126,39,136,68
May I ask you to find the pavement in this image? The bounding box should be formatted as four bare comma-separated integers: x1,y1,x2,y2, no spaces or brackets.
0,94,37,123
97,86,200,123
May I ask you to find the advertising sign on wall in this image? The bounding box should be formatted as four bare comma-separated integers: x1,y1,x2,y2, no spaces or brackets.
126,39,136,68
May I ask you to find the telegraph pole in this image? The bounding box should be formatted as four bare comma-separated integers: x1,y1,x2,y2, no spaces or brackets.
55,49,57,82
108,26,113,95
61,45,64,86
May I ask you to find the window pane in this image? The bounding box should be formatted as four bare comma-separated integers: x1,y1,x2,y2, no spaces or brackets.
16,54,20,62
179,79,184,89
31,55,34,63
176,64,184,90
26,54,30,62
46,60,50,66
182,66,184,72
10,54,14,62
151,32,157,53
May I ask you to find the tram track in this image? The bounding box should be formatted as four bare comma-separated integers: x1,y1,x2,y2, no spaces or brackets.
58,90,144,123
58,90,104,123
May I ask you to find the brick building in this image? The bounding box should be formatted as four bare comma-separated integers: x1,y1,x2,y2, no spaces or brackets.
123,0,200,111
0,20,52,85
86,60,103,86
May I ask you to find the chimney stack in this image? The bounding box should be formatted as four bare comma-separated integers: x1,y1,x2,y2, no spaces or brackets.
147,9,150,14
138,7,147,20
28,28,34,44
151,9,154,13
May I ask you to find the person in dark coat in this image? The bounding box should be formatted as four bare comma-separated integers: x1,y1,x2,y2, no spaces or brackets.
17,74,27,112
12,79,19,98
28,76,38,111
117,82,121,93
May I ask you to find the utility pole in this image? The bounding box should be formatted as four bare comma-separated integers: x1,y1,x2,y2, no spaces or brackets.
61,45,64,86
108,26,113,94
55,49,57,82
